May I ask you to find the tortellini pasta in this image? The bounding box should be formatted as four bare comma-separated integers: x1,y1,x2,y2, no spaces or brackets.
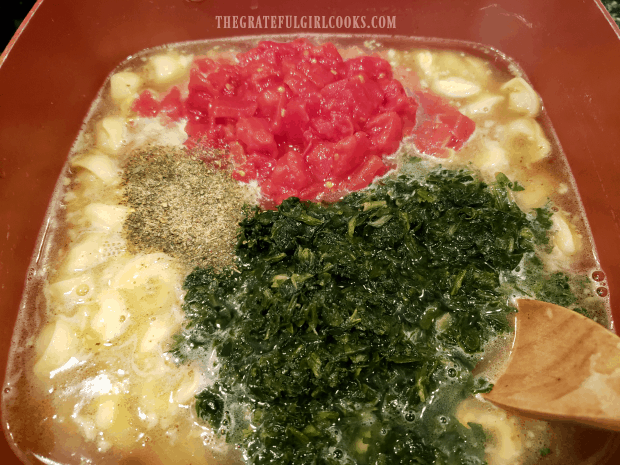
501,77,541,117
71,152,121,185
97,116,127,154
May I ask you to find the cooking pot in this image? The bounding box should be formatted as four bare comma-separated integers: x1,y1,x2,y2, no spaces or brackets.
1,0,619,463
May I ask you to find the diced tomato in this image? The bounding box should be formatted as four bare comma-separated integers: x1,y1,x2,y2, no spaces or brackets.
391,66,421,94
232,163,257,183
132,90,160,117
290,38,314,53
228,140,245,161
220,121,237,143
306,142,336,182
345,56,393,80
262,150,312,204
229,147,276,183
320,76,383,128
210,96,258,120
257,87,290,136
416,91,447,115
241,61,283,93
205,124,232,148
175,42,476,206
281,98,310,144
283,66,320,100
341,155,388,191
208,69,239,96
256,88,283,119
228,144,252,182
311,112,355,142
310,116,335,141
185,90,213,116
411,119,454,157
320,79,349,114
269,150,312,190
261,182,300,207
238,41,299,66
297,60,338,88
379,78,410,114
331,132,370,178
331,112,355,140
159,87,185,122
298,182,327,202
184,119,211,139
365,112,403,154
401,114,417,136
188,68,218,96
345,76,384,126
442,112,476,151
193,57,218,74
236,117,277,156
410,91,476,157
247,153,276,182
307,42,344,70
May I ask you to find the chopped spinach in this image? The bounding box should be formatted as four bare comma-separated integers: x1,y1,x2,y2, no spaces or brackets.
172,167,577,464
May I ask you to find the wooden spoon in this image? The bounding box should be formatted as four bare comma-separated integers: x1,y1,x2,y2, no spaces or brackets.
484,298,620,431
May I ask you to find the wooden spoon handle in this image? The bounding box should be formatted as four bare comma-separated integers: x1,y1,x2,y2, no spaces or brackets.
484,299,620,431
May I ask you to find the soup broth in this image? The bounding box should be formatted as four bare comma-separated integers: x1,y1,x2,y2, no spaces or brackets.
2,36,618,465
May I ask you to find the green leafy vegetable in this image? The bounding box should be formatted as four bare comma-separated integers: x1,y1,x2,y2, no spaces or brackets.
172,167,577,465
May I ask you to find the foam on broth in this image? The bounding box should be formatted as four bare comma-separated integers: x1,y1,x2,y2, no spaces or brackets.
2,35,618,465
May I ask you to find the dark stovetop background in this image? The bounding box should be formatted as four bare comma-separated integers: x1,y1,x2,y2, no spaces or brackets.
2,0,36,52
2,1,620,53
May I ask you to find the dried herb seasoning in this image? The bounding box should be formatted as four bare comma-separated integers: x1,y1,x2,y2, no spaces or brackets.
122,146,251,270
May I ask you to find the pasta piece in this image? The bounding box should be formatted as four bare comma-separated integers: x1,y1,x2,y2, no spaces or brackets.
463,56,491,81
110,71,142,103
139,379,179,427
435,51,490,84
552,213,580,256
111,253,178,290
504,118,551,164
175,368,204,405
97,399,137,448
475,140,509,175
148,53,191,85
96,116,126,154
501,77,540,117
414,50,434,78
95,397,118,430
462,94,504,117
456,398,524,465
111,253,181,316
140,317,173,353
514,175,555,210
71,152,121,185
84,203,131,231
48,273,96,309
33,320,78,376
91,290,131,341
61,233,108,272
127,118,188,147
432,76,481,98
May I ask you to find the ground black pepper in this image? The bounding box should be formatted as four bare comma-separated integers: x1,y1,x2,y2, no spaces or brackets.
121,146,252,270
